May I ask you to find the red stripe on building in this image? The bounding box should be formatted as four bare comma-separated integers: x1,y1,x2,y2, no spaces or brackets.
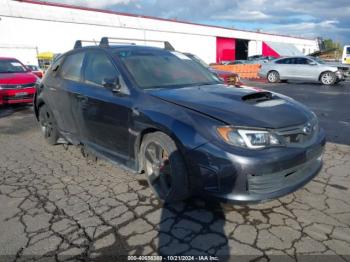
262,42,280,58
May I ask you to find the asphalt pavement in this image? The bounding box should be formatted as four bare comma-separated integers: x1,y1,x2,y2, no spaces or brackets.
244,80,350,145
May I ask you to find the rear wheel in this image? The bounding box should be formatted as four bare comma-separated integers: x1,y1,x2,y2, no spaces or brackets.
140,132,189,202
39,104,59,145
267,71,280,83
320,71,336,85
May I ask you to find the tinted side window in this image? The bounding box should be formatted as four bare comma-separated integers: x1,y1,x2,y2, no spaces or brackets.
295,58,309,64
276,58,290,64
288,58,298,64
60,52,85,81
84,51,118,86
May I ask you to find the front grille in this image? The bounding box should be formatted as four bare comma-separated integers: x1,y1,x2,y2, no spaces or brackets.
247,155,322,194
0,83,36,89
276,119,319,147
3,94,34,101
282,131,314,145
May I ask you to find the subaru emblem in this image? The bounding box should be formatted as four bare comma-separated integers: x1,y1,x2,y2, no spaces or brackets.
302,123,312,135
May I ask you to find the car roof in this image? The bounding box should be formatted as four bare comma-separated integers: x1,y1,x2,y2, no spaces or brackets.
277,56,311,59
74,44,168,52
0,57,18,61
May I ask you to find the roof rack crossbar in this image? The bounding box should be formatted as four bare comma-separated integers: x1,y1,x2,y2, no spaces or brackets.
74,40,98,49
99,37,175,51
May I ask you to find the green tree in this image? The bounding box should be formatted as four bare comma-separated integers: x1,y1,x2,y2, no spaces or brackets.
322,39,342,51
321,39,342,59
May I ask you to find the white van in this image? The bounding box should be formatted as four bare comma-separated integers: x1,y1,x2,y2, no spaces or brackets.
342,45,350,65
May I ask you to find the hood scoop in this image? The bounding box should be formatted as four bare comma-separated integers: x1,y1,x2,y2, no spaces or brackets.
242,91,274,104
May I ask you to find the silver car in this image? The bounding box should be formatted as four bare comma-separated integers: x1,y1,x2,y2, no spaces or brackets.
259,56,344,85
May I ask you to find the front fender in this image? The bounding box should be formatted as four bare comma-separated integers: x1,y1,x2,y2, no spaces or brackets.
130,102,224,172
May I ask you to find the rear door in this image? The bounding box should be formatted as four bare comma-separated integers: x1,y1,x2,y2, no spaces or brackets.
72,50,132,163
274,58,294,78
44,51,85,139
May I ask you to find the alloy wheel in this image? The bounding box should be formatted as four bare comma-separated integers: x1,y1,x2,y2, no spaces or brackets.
321,72,335,85
40,109,54,139
144,141,172,198
268,71,279,83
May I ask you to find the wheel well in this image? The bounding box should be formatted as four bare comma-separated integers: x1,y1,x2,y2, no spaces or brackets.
139,128,159,148
136,128,185,173
268,70,278,75
34,100,45,120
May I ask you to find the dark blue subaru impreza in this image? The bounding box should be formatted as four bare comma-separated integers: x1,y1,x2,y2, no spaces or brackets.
34,38,325,203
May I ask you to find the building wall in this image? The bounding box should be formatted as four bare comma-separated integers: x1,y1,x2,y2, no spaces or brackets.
0,0,319,65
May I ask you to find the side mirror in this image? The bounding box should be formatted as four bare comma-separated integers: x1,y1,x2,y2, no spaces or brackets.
309,61,317,65
102,76,121,92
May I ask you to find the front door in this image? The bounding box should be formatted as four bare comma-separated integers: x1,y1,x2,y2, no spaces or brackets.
72,50,132,162
294,57,318,80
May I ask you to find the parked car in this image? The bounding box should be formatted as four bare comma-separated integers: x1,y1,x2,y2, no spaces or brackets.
246,55,276,64
260,56,344,85
34,38,325,203
0,57,38,105
228,60,246,65
26,64,43,78
184,53,242,86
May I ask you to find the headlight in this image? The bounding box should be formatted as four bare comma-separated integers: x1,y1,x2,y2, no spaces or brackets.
0,85,3,90
217,126,283,149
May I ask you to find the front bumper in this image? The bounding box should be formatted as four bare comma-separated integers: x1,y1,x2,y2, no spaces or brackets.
187,128,326,204
258,72,267,79
335,71,345,81
0,88,36,105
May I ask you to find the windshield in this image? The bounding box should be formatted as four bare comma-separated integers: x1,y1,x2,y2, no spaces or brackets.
188,54,210,68
0,60,28,73
115,49,220,89
311,57,325,64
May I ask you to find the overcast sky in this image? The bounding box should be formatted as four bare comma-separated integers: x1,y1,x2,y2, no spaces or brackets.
49,0,350,44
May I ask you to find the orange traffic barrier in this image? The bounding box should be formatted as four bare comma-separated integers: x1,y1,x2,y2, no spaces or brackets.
212,64,262,79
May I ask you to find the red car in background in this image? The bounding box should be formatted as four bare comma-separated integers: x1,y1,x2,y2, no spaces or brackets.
26,65,43,78
0,57,37,105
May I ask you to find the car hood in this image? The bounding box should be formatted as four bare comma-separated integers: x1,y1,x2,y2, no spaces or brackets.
210,68,238,77
149,85,312,129
0,72,37,85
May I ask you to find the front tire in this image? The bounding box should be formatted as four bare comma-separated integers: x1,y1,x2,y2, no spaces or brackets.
140,132,190,202
320,71,336,85
267,71,280,83
39,104,59,145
